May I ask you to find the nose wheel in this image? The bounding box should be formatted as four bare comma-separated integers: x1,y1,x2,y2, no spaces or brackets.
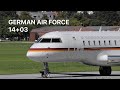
40,62,50,78
99,66,111,76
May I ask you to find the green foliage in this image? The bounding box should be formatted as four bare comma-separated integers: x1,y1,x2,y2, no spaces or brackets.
56,11,120,26
56,11,77,19
89,19,102,26
19,11,32,20
56,11,68,19
41,14,49,20
93,11,120,26
0,11,18,38
18,11,37,31
73,13,83,20
0,11,17,19
0,11,38,40
69,18,80,26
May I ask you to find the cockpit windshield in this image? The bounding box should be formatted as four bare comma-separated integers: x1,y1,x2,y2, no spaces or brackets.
37,38,62,43
40,38,51,43
52,38,62,43
36,38,42,43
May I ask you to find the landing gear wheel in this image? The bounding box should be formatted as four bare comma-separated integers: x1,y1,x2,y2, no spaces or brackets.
99,66,111,76
40,62,50,78
40,71,49,78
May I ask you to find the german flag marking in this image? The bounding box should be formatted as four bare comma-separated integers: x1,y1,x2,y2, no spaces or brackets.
28,47,120,52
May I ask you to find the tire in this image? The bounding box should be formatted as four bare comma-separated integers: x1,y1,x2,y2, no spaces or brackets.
99,66,111,76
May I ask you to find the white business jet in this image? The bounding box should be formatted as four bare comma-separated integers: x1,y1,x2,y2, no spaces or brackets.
27,27,120,78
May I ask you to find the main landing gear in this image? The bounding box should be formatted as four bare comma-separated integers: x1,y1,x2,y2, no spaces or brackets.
40,62,50,78
99,66,111,76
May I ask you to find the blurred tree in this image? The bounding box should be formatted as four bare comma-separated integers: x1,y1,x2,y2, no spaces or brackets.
69,18,80,26
0,11,18,39
18,11,37,41
41,14,49,20
93,11,120,25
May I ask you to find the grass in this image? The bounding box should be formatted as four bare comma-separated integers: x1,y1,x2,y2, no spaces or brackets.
0,43,120,74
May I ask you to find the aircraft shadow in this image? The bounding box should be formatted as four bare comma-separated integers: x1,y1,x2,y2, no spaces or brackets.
49,73,99,78
37,72,120,79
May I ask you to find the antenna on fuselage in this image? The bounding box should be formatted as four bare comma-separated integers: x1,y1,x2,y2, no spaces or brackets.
118,27,120,31
79,27,82,31
99,26,102,32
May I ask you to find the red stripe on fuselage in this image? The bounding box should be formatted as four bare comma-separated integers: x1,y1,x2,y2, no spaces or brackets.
28,47,120,52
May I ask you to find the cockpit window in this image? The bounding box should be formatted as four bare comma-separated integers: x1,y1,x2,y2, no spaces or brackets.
38,38,62,43
40,38,51,43
52,38,62,43
37,38,42,43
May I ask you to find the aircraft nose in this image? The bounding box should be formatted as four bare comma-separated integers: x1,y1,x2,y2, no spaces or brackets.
26,51,40,61
26,51,34,60
26,50,49,62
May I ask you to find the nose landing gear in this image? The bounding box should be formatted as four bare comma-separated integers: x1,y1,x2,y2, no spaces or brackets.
99,66,111,76
40,62,50,78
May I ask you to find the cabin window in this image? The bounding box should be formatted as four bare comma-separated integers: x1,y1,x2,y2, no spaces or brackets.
114,40,117,45
98,40,101,46
104,40,106,45
52,38,62,43
109,40,110,45
93,41,95,45
88,41,90,46
83,41,85,46
40,38,51,43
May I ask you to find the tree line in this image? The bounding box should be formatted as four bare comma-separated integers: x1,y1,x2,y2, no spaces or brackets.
0,11,120,41
56,11,120,26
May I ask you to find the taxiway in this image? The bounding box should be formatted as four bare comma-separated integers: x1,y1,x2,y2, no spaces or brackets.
0,71,120,79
